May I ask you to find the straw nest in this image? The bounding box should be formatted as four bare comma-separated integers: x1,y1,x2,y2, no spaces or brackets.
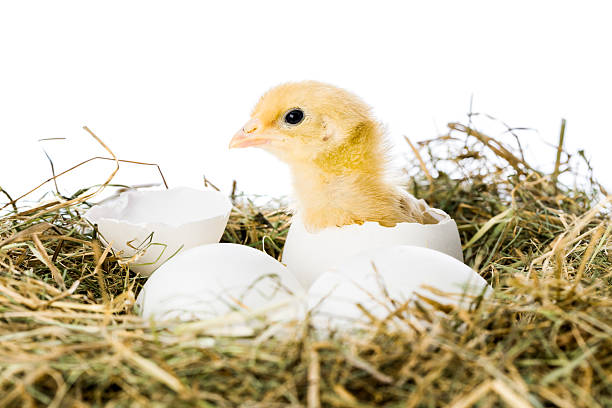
1,119,610,407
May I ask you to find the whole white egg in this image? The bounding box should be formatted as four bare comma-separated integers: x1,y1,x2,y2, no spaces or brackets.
308,245,490,331
283,209,463,288
136,243,305,323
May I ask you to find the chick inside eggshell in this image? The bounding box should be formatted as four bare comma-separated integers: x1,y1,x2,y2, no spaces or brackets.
229,81,469,290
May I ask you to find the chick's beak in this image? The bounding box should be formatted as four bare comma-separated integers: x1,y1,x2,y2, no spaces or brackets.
229,118,270,148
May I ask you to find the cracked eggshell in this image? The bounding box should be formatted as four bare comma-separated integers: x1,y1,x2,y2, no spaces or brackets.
136,243,305,324
282,209,463,288
308,245,491,331
85,187,231,276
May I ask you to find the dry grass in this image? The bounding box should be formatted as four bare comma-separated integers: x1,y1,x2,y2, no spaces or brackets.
0,118,610,407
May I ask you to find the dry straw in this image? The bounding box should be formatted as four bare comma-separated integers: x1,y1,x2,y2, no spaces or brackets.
0,119,610,407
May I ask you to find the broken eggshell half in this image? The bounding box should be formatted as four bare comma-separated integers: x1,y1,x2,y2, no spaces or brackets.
282,208,463,289
85,187,232,276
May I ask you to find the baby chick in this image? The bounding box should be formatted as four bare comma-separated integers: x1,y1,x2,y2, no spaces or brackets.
230,81,437,231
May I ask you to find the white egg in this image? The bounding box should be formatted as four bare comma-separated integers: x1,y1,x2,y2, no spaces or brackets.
85,187,231,276
283,209,463,288
136,243,305,323
308,245,490,331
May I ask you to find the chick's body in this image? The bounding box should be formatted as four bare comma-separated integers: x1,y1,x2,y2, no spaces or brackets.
230,81,436,231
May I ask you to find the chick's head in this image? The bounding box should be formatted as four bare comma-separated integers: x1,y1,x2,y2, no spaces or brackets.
230,81,380,164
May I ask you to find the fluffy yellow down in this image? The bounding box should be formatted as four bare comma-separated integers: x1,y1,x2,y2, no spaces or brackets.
239,81,437,231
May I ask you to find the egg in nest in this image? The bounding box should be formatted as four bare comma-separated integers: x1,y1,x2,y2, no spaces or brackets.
136,243,305,326
307,245,490,331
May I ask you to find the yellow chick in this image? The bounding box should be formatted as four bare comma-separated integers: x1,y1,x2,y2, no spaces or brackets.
230,81,437,231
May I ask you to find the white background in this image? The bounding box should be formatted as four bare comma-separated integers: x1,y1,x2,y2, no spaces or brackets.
1,1,610,205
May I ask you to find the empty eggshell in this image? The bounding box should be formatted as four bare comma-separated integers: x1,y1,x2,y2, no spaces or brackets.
283,209,463,288
136,243,305,324
308,245,490,331
85,187,232,276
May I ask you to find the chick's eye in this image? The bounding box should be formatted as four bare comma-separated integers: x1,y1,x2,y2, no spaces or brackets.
284,109,304,125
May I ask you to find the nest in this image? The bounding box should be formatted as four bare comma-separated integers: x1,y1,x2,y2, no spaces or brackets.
0,119,610,407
